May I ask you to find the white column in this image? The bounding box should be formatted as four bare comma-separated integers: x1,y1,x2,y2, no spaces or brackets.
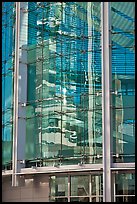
101,2,112,202
68,175,70,202
12,2,28,186
89,174,92,202
87,2,94,163
96,176,99,202
113,173,116,202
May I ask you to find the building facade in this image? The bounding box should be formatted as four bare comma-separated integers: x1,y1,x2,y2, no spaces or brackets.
2,2,135,202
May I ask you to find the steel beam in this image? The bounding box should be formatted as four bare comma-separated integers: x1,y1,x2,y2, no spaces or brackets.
89,174,92,202
87,2,94,163
12,2,20,187
101,2,112,202
68,175,70,202
12,2,28,186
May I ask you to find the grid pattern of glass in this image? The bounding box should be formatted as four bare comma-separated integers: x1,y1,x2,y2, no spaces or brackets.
25,2,102,166
115,172,135,202
50,174,103,202
2,2,135,202
111,2,135,163
2,2,15,168
2,2,135,168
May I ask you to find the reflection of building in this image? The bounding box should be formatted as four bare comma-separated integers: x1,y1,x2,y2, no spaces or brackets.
2,2,135,202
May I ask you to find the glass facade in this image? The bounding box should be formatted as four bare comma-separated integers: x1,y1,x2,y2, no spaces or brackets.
50,174,103,202
25,2,102,165
2,2,135,202
115,172,135,202
2,2,15,168
49,172,135,202
111,2,135,163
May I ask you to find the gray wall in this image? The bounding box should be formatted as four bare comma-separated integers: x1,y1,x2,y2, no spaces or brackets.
2,174,49,202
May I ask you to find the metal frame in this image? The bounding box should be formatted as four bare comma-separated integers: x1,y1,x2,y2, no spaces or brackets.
49,172,103,202
68,175,70,202
5,1,134,201
2,163,135,177
87,1,94,163
101,2,112,202
89,174,92,202
113,173,116,202
12,2,20,187
12,2,28,186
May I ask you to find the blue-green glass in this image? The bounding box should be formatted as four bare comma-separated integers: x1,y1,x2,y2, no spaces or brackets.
26,2,102,166
3,2,135,169
26,2,102,165
2,2,15,166
111,2,135,163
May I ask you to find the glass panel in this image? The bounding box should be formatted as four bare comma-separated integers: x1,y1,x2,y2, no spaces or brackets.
71,175,89,196
51,197,68,202
91,175,103,196
25,105,40,162
2,2,15,167
3,1,135,171
26,2,102,166
111,2,135,163
50,176,68,197
91,197,103,202
116,196,135,202
70,197,89,202
115,173,135,196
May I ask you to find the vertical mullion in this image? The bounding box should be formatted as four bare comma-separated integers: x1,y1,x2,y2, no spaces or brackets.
68,175,70,202
89,174,92,202
113,173,116,202
101,2,112,202
60,2,63,160
12,2,20,186
12,2,28,186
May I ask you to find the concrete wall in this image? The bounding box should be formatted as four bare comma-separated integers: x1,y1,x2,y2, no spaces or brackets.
2,174,49,202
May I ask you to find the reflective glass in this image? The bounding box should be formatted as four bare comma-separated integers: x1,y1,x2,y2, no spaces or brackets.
115,173,135,196
70,197,89,202
2,2,15,166
25,2,102,166
50,176,68,197
71,175,89,196
49,173,103,202
111,2,135,163
2,2,135,171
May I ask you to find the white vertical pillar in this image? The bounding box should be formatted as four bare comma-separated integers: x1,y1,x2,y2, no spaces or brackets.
89,174,92,202
68,175,70,202
113,173,116,202
101,2,112,202
12,2,28,186
96,176,99,202
12,1,20,187
87,2,94,163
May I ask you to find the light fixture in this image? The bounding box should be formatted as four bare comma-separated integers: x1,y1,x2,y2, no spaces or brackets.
21,103,26,107
116,153,119,158
19,160,25,164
